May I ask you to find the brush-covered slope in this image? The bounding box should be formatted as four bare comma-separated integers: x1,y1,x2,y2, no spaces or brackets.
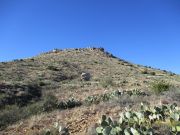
0,48,180,135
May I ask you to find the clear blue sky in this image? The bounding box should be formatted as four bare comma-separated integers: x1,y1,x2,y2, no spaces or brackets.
0,0,180,74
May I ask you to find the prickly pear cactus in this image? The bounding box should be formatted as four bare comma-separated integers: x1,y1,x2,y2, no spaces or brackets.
96,103,180,135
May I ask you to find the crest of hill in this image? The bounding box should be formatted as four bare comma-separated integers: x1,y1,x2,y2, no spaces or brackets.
0,47,177,86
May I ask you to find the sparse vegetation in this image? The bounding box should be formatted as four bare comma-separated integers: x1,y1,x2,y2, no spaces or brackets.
141,69,156,76
100,77,114,88
0,102,43,130
150,71,156,75
58,98,82,109
0,96,82,130
47,65,59,71
85,89,147,105
0,48,179,134
42,93,58,112
141,68,148,74
151,80,171,94
0,88,149,130
0,82,42,108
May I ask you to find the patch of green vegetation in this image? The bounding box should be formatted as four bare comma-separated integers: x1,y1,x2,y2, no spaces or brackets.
0,102,43,130
141,69,156,76
58,98,82,109
100,77,114,88
42,93,82,111
150,71,156,75
0,93,81,130
141,68,148,74
0,93,6,100
151,80,171,95
84,89,147,105
0,88,149,130
42,93,58,112
96,103,180,135
47,65,59,71
0,82,42,108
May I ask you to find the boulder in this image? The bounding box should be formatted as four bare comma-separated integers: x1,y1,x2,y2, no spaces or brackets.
81,72,91,81
52,48,62,53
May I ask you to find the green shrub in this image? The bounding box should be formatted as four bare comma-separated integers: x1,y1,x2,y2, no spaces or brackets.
0,95,81,130
58,98,82,109
100,77,114,88
151,80,171,94
141,68,148,74
169,72,176,76
42,93,58,112
0,82,42,108
25,102,43,115
38,81,46,86
0,102,43,130
84,89,147,105
42,94,81,111
47,66,59,71
0,105,21,129
150,71,156,75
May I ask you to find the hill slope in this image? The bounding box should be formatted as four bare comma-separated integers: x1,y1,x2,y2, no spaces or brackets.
0,48,180,135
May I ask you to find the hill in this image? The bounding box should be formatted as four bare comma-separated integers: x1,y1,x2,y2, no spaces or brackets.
0,47,180,135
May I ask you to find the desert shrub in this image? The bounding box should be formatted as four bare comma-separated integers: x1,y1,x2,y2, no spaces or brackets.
0,82,42,108
42,94,82,111
42,93,58,112
47,65,59,71
100,77,114,88
152,123,171,135
161,88,180,103
84,89,148,105
0,93,81,129
0,95,82,129
0,102,43,130
163,70,168,73
0,93,6,100
150,71,156,75
151,80,171,94
141,69,156,75
38,81,46,86
0,105,21,129
13,59,20,62
169,72,176,76
25,102,43,116
25,83,42,98
58,98,82,109
15,83,41,106
141,68,148,74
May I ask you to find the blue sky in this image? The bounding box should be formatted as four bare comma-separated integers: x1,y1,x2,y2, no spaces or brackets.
0,0,180,73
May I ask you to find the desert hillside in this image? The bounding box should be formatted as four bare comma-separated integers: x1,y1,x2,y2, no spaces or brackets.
0,48,180,135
